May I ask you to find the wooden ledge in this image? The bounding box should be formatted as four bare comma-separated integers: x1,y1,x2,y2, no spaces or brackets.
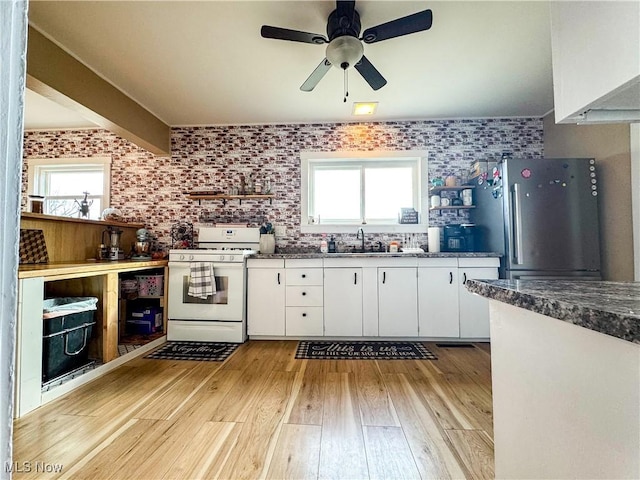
21,212,145,229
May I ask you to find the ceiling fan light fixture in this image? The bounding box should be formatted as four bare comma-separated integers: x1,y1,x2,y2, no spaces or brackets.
352,102,378,116
326,35,364,69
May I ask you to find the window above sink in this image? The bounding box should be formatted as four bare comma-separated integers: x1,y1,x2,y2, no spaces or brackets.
300,150,429,234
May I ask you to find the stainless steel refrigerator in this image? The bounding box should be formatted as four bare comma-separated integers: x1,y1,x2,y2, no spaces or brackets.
469,157,601,279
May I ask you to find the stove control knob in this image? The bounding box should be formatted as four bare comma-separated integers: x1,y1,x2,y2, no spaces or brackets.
189,255,194,261
179,254,185,261
220,255,226,262
229,255,236,262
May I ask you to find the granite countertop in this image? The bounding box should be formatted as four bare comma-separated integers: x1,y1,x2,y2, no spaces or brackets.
250,251,501,259
466,279,640,344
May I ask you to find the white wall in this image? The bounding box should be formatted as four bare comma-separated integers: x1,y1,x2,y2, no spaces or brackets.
0,0,28,476
631,124,640,280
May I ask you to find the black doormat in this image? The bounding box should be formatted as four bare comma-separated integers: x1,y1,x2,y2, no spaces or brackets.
435,343,476,348
145,341,238,361
295,341,437,360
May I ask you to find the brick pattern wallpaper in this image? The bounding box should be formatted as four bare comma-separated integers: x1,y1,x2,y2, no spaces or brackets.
23,118,543,252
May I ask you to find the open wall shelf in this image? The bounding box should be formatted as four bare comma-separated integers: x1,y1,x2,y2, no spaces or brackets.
186,193,275,206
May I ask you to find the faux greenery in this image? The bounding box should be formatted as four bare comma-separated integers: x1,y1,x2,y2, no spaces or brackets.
259,222,274,235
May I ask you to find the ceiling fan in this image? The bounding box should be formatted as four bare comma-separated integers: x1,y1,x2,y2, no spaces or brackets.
261,0,433,99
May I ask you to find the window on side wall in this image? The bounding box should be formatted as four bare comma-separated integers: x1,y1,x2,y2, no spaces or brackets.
27,157,111,220
301,151,428,233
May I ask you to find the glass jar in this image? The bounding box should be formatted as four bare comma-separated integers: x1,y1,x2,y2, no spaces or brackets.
28,195,45,213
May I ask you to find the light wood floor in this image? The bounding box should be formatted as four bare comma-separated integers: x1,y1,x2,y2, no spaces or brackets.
12,341,494,479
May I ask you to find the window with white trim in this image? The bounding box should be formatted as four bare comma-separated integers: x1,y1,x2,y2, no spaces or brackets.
301,151,428,232
27,157,111,220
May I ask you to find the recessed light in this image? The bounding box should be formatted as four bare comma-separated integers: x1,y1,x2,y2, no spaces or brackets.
352,102,378,116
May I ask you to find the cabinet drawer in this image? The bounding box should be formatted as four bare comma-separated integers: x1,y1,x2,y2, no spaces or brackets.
286,307,323,336
286,286,323,306
247,258,284,268
286,268,323,286
458,257,500,268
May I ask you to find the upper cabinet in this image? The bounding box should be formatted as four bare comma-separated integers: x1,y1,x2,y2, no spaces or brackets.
550,1,640,124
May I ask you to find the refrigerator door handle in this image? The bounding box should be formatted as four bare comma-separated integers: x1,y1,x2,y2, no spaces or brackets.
511,183,524,264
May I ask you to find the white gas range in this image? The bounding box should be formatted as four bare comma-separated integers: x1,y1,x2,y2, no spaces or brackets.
167,227,260,343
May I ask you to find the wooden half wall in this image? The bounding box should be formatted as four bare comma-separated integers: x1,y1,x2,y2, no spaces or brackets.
26,26,170,156
21,213,143,262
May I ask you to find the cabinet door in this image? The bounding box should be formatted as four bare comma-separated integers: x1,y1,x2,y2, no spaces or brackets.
458,267,499,338
418,267,460,338
247,268,285,336
378,268,418,337
323,268,363,337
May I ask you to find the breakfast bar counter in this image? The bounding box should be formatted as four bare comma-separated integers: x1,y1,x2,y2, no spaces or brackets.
466,279,640,479
465,279,640,344
18,259,168,279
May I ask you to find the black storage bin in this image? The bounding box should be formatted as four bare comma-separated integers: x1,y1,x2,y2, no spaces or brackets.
42,297,97,381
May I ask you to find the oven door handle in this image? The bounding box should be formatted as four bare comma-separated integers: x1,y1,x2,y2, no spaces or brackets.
168,261,244,269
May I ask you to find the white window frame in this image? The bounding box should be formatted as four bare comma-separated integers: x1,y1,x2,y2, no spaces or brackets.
27,157,111,218
300,150,429,234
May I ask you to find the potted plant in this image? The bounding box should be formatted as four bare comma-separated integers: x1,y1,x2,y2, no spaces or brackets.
259,222,276,254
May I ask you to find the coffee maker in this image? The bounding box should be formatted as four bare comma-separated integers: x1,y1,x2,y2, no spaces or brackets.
101,227,124,260
443,224,476,252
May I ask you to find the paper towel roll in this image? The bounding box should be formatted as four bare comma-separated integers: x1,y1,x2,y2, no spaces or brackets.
428,227,441,253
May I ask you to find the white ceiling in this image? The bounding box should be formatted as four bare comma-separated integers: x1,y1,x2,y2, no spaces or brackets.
24,1,554,129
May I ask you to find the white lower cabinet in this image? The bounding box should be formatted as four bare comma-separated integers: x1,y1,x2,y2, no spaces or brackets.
247,259,285,336
378,267,418,336
418,266,460,338
247,256,499,340
323,268,363,336
458,260,500,338
285,261,324,336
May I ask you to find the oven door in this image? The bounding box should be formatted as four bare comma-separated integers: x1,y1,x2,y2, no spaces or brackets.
168,261,245,321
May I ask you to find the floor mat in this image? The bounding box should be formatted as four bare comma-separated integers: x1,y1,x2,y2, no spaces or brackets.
145,341,238,361
295,341,437,360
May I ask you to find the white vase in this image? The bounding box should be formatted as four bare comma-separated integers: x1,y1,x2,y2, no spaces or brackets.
259,234,275,254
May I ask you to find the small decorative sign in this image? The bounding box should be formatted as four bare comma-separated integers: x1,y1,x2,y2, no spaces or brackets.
399,208,419,224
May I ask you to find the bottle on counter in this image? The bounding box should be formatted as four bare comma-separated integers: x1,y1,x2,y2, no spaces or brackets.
320,234,328,253
328,235,336,253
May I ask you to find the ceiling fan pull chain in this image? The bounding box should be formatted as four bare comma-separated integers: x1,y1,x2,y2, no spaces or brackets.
343,69,349,103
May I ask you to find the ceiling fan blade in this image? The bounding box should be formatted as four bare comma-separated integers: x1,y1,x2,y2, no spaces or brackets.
354,55,387,91
261,25,328,44
300,58,333,92
361,9,433,44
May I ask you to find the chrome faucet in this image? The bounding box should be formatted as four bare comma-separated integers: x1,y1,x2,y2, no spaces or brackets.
356,227,365,253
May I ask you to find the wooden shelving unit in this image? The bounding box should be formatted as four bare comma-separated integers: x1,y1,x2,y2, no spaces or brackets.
186,193,275,206
429,185,475,216
430,205,476,211
429,185,475,194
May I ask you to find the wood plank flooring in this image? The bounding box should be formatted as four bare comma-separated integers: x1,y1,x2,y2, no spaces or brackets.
12,341,494,479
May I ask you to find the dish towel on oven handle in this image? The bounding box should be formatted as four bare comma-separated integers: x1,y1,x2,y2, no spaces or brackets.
188,262,216,299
